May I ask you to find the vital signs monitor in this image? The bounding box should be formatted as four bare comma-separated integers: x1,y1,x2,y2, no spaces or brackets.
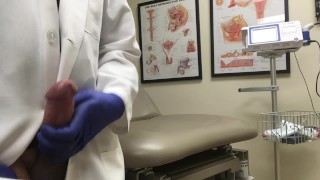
242,21,304,52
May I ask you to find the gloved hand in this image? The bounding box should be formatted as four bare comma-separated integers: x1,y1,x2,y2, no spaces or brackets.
0,163,16,179
37,89,125,162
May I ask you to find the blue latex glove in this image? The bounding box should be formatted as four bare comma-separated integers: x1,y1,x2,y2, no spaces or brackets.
0,163,16,179
37,89,125,162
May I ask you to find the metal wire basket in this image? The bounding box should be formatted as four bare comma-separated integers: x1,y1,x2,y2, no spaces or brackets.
260,111,320,144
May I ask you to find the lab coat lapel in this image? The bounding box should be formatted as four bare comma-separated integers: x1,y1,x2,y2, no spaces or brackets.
57,0,88,81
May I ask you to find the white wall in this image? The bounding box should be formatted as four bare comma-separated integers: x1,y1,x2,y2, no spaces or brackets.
128,0,320,180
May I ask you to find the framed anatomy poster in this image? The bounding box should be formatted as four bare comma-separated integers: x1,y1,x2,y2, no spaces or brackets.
210,0,290,77
138,0,202,83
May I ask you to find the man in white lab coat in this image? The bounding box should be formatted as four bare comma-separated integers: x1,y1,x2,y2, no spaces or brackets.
0,0,140,179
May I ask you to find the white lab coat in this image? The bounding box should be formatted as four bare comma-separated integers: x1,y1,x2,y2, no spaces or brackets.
0,0,140,179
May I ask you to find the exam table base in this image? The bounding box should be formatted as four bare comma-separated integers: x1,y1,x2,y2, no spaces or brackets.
126,146,246,180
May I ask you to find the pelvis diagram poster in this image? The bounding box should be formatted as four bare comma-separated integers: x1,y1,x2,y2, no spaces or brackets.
138,0,202,83
211,0,290,77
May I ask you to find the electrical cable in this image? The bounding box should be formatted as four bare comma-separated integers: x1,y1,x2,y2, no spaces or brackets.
301,22,320,118
309,40,320,98
293,52,318,113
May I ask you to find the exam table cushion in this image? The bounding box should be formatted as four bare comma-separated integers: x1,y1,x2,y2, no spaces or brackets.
119,114,257,168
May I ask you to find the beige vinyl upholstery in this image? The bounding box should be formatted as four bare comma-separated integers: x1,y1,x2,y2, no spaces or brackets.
119,87,258,169
130,87,161,121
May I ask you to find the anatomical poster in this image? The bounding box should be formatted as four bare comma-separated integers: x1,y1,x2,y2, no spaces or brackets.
138,0,202,83
211,0,290,77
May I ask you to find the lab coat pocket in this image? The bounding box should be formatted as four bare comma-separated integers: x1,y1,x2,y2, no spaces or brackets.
85,0,104,41
95,127,120,152
99,147,125,179
71,0,104,88
69,32,98,89
95,128,125,177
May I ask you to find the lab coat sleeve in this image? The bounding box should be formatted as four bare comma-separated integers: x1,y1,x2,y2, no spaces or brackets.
96,0,141,134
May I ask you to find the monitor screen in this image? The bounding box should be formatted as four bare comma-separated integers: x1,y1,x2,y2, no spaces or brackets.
250,26,279,44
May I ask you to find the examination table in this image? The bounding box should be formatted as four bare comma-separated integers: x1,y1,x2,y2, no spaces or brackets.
119,87,258,180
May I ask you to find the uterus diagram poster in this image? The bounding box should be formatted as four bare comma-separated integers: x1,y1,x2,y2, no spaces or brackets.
211,0,290,77
138,0,202,83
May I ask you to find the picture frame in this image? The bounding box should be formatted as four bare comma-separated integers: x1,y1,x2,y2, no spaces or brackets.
138,0,202,83
210,0,290,77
